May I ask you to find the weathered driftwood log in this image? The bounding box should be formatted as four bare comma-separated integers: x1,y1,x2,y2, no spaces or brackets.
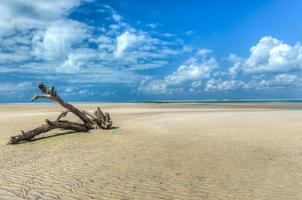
9,120,89,144
8,82,112,144
83,107,112,129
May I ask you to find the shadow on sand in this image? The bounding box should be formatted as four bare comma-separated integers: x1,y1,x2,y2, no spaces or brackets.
16,126,119,144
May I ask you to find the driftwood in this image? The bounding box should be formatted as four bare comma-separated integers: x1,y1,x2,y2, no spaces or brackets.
8,82,112,144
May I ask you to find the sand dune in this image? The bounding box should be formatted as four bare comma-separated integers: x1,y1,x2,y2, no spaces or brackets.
0,103,302,199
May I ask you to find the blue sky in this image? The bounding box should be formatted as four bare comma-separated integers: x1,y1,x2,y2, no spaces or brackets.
1,0,302,102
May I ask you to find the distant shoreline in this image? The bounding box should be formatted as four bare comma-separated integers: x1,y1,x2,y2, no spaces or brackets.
147,99,302,104
2,99,302,105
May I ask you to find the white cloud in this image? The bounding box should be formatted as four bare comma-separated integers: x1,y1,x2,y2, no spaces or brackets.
184,30,195,36
205,79,247,91
146,23,159,29
0,0,83,37
112,13,122,23
230,36,302,75
0,52,29,64
191,80,202,88
103,29,185,70
139,49,218,94
274,73,298,84
139,79,168,94
7,1,302,99
165,59,216,85
228,62,242,77
78,89,93,96
102,4,123,23
64,68,141,84
0,82,33,99
197,49,212,56
62,86,94,96
162,33,176,38
32,20,88,61
114,31,145,58
204,73,301,92
0,0,90,67
0,0,187,89
64,87,75,93
59,57,81,73
52,47,97,73
257,74,300,89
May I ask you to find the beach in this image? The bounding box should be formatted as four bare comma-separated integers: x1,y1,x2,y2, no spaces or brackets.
0,103,302,199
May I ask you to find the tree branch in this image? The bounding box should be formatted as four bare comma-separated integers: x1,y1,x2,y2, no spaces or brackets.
8,120,89,144
32,82,94,128
56,111,70,121
31,94,52,101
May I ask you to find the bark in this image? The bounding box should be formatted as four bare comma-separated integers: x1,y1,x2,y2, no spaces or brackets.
83,107,112,129
31,83,95,128
8,120,89,144
8,82,113,144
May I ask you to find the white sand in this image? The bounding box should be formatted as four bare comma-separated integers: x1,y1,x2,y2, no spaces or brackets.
0,103,302,199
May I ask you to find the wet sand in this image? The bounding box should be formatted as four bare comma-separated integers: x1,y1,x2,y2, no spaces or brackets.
0,103,302,199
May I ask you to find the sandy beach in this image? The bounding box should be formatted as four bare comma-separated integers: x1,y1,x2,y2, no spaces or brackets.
0,103,302,199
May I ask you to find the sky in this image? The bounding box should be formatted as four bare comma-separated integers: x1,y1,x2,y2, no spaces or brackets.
1,0,302,103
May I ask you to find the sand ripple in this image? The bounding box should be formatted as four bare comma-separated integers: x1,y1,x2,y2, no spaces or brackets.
0,103,302,199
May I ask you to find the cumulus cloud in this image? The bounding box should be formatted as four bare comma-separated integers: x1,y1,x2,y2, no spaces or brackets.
164,59,216,85
0,0,89,68
230,36,302,75
0,0,83,36
56,49,95,73
2,1,302,99
256,73,300,89
114,31,145,58
274,73,298,84
204,73,301,92
97,28,186,70
139,49,217,94
205,79,247,91
192,36,302,95
0,0,186,88
32,20,88,61
140,35,302,95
